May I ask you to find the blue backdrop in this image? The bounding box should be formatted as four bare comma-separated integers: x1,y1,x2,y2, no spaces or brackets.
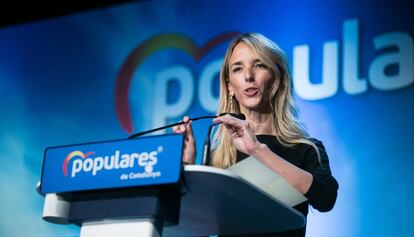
0,0,413,236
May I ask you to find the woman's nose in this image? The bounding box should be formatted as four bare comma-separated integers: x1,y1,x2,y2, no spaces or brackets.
244,68,254,82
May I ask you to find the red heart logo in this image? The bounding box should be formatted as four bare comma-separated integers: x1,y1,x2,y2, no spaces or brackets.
115,32,239,133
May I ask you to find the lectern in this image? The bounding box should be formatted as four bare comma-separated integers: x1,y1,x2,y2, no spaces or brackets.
38,134,305,236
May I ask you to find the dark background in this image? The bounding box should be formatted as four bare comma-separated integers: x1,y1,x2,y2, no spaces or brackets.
0,0,137,28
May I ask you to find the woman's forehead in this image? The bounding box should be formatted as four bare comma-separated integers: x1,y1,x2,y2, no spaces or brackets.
228,43,261,66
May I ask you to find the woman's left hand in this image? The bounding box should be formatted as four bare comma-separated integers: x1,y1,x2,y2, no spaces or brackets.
213,114,261,155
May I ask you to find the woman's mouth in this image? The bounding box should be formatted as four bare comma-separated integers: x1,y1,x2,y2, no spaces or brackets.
244,87,259,96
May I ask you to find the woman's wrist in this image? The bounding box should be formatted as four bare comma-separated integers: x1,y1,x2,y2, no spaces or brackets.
248,141,268,158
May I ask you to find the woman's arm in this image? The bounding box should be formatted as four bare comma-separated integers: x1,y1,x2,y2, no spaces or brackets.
214,115,338,211
250,142,314,194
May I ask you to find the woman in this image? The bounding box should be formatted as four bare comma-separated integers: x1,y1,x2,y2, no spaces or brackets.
174,33,338,237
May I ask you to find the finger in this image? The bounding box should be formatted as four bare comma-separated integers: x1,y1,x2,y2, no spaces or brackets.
183,116,191,123
214,114,243,127
229,130,243,138
183,116,194,137
173,124,185,134
172,125,180,134
179,124,186,133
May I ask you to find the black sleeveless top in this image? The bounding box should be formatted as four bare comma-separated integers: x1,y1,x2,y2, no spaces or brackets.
219,135,338,237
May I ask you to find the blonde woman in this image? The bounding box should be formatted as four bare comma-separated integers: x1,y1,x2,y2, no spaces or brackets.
174,33,338,237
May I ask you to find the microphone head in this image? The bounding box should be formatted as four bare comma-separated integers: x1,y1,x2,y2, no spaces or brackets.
219,112,246,120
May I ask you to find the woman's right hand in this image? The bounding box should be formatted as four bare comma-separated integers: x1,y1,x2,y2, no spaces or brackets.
172,116,196,164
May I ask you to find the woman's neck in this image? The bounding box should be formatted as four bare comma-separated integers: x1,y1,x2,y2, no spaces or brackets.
240,108,275,135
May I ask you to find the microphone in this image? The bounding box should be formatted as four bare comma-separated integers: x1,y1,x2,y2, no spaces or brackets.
224,113,246,120
201,113,246,166
128,113,245,139
128,115,216,139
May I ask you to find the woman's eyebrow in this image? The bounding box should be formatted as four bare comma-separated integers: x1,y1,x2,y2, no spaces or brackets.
230,58,261,67
230,61,242,67
253,58,261,63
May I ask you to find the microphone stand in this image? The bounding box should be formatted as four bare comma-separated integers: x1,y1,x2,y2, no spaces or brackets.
128,115,217,139
201,113,246,166
202,123,215,166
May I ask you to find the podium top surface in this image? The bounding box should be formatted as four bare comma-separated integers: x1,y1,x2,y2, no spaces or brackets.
163,165,306,236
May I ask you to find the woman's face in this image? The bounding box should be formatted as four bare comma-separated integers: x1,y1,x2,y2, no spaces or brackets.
227,42,274,112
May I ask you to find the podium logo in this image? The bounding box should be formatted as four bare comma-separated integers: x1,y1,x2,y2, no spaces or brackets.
62,147,162,178
62,151,95,177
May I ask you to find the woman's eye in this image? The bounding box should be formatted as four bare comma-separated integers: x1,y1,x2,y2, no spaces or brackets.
255,63,267,69
232,67,242,73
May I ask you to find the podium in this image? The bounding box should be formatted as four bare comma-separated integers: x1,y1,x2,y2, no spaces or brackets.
38,135,305,236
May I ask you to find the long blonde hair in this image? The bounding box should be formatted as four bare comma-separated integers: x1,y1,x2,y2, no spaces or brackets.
211,33,320,168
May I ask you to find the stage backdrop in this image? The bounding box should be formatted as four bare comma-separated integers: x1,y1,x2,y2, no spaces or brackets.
0,0,413,236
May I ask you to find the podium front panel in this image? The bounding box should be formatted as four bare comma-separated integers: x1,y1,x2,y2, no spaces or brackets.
163,165,306,236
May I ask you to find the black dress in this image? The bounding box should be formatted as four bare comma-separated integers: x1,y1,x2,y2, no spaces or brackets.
219,135,339,237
